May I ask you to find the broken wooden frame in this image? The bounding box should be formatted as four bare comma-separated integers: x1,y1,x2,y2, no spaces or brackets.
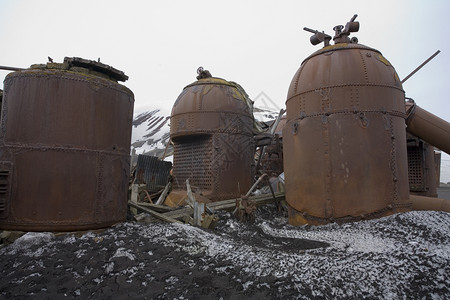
128,191,285,227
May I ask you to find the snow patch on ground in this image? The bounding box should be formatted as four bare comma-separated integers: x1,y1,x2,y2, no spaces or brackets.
1,209,449,299
111,247,136,261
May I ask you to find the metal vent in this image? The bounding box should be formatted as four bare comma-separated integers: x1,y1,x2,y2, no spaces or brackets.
0,170,8,212
173,136,213,192
407,146,425,191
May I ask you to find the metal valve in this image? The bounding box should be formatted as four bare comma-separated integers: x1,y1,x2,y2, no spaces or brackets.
303,14,360,47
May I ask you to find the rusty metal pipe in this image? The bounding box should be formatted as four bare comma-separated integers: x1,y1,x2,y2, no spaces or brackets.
410,194,450,212
406,101,450,155
0,65,25,72
401,50,440,84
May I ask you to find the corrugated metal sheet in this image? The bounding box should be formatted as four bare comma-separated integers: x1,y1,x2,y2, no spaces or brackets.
135,155,172,193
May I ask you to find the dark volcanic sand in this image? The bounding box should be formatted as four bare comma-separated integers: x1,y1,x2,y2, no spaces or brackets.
1,206,449,299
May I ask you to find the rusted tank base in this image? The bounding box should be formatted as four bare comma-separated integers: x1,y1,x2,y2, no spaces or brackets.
287,202,411,226
0,221,122,233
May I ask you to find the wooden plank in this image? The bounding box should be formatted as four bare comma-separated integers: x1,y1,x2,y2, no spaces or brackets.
135,202,175,213
128,201,183,224
208,192,285,209
162,192,285,219
210,192,285,212
164,207,194,220
130,184,140,215
155,182,171,205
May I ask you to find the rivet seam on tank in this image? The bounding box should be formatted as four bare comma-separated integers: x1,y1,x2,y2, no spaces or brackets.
291,109,406,123
292,122,298,135
293,65,305,95
287,83,404,102
358,50,369,82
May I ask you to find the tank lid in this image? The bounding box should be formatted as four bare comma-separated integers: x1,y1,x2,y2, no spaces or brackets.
63,57,128,82
28,57,128,82
185,67,239,89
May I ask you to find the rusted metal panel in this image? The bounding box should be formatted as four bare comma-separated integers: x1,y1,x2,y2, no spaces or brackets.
283,42,410,225
135,155,172,193
170,75,255,201
434,152,441,186
407,134,438,197
0,89,3,115
0,60,134,231
260,134,283,176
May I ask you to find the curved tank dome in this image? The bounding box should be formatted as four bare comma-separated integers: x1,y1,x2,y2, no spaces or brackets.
283,16,411,225
170,68,255,201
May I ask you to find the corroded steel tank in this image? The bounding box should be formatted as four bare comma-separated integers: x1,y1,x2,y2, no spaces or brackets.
0,57,134,231
283,16,411,225
170,69,255,201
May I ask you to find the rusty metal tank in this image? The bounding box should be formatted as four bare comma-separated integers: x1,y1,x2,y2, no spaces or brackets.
0,57,134,231
283,16,411,225
170,68,255,201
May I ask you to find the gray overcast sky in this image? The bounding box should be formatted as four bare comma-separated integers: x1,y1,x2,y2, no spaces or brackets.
1,0,449,118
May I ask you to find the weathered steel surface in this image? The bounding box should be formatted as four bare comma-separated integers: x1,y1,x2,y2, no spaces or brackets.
283,43,410,225
134,155,172,193
0,61,134,231
170,77,255,201
260,134,283,176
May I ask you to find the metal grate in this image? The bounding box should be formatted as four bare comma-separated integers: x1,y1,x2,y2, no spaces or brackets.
407,146,425,191
0,170,8,212
173,136,213,192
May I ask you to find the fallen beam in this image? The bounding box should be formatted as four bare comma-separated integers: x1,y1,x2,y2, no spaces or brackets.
164,207,194,220
209,192,285,211
135,202,175,213
128,201,183,224
163,192,285,220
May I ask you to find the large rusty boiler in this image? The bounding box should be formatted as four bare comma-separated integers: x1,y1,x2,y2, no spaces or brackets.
170,68,255,201
283,15,411,225
0,57,134,231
